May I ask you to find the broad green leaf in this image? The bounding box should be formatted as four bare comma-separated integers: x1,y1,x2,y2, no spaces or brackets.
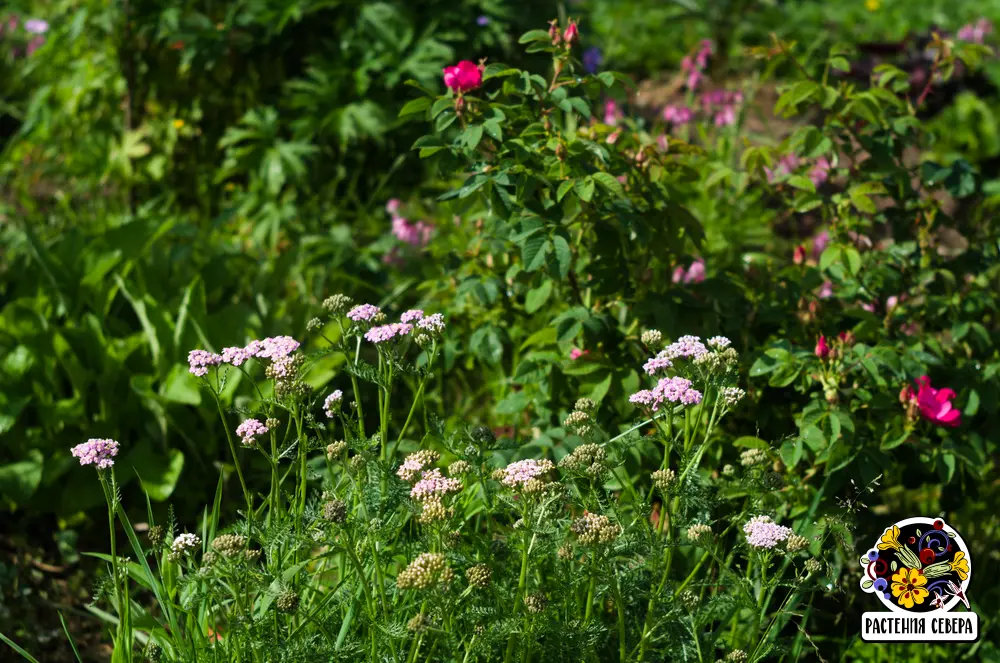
525,281,553,313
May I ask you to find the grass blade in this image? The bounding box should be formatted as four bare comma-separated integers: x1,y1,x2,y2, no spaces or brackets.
0,632,41,663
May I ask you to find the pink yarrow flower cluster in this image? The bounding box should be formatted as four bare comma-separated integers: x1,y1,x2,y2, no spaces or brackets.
236,419,269,446
197,336,301,374
663,335,709,360
410,469,462,502
743,515,793,549
400,309,424,323
500,459,555,489
643,354,673,375
71,438,119,469
672,259,705,284
188,349,222,377
365,322,413,344
391,211,434,248
629,376,703,411
347,304,381,322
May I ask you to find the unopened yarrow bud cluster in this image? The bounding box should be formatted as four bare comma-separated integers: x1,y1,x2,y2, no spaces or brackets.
326,440,347,459
686,523,712,541
465,563,492,589
570,511,621,545
559,443,607,476
211,534,247,558
652,468,675,492
740,447,767,467
396,552,454,590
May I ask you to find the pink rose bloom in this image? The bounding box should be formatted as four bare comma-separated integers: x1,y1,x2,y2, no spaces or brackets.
684,259,705,283
860,301,876,313
809,157,831,187
913,376,961,427
886,295,899,312
818,281,834,299
958,18,993,44
814,335,829,359
672,265,686,284
793,245,806,265
812,230,830,257
443,60,482,93
570,348,588,360
386,199,401,215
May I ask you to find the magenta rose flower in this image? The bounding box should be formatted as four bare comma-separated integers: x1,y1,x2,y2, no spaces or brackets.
913,376,961,427
443,60,482,93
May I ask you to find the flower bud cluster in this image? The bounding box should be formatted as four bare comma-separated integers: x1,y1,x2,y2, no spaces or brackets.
786,534,809,553
397,553,454,590
563,410,593,436
326,440,347,460
686,523,712,541
740,448,767,467
524,593,548,613
465,563,492,589
652,468,675,493
211,534,247,558
276,589,299,614
448,460,471,476
570,511,621,546
169,533,200,562
641,329,663,348
323,499,347,523
322,294,353,316
559,443,607,476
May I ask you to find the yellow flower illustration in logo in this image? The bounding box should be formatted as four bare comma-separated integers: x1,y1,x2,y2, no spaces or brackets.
949,551,969,581
878,525,901,551
891,567,929,609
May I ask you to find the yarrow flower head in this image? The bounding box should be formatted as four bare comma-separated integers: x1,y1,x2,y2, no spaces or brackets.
663,335,709,360
364,323,412,344
171,533,201,556
322,294,353,315
707,336,731,349
255,336,300,360
188,349,222,377
397,450,441,483
499,458,555,491
630,377,703,412
643,353,673,375
721,387,746,407
347,304,382,323
71,438,119,469
641,329,663,348
400,309,424,323
236,419,269,446
416,313,445,334
410,469,463,503
743,515,793,549
323,390,343,417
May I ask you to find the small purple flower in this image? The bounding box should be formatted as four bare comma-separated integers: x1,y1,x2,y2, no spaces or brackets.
188,349,222,377
874,578,888,592
347,304,381,322
476,15,490,26
583,46,603,74
867,549,879,562
24,18,48,34
365,323,411,344
236,419,269,446
71,438,119,469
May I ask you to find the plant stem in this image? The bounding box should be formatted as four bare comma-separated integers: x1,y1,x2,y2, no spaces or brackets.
214,394,253,515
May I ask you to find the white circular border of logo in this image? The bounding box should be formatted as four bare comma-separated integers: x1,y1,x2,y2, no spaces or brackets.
862,516,972,614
